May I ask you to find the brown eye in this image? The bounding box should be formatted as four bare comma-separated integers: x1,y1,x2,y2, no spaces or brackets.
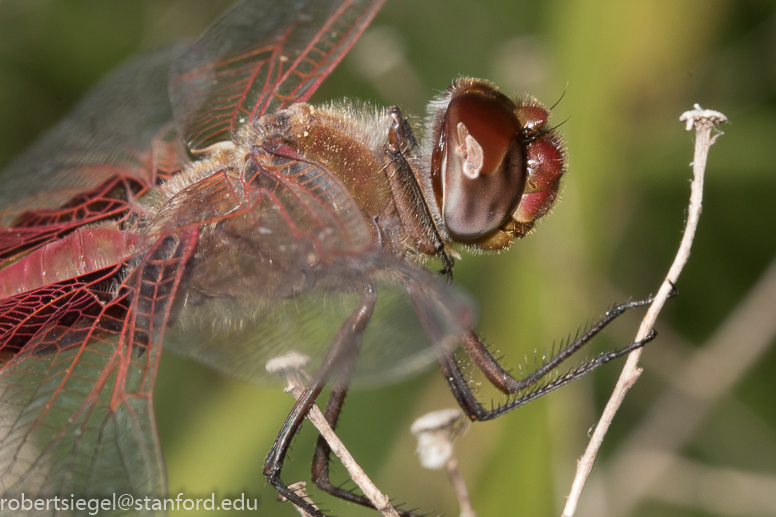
433,86,525,241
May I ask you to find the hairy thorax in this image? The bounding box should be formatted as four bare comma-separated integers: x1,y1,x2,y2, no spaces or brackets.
138,102,426,306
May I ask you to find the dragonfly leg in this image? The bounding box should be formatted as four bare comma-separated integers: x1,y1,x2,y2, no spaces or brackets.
310,381,424,517
384,106,455,280
432,296,659,421
263,284,376,517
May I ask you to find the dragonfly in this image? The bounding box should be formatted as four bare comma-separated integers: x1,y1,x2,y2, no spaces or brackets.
0,0,656,515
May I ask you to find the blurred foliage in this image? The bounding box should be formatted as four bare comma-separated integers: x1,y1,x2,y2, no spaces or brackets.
1,0,775,516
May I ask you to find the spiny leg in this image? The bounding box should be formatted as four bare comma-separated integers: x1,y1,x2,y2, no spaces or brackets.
384,106,455,280
264,285,376,517
441,327,655,421
310,380,425,517
461,297,656,396
311,382,354,501
418,292,660,422
309,337,371,509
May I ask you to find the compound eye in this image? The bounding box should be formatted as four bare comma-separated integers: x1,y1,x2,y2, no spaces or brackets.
437,91,526,241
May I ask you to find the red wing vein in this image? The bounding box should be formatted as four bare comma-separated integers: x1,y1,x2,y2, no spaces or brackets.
0,229,196,497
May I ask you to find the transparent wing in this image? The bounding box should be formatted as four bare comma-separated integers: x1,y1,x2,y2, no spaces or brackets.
0,45,190,261
165,254,476,387
146,151,476,386
169,0,386,151
0,229,196,511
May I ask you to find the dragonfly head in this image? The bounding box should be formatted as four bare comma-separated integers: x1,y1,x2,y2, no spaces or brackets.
426,78,566,251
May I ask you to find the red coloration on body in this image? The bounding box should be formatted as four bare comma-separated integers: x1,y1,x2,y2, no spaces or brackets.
0,228,138,296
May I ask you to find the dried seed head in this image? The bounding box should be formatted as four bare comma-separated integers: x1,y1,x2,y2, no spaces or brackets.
265,352,312,374
410,408,469,470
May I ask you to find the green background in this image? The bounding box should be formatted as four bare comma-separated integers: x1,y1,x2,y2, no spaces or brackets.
1,0,775,516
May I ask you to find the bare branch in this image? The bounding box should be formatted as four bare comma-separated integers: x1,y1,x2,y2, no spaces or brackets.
561,105,727,517
605,257,776,514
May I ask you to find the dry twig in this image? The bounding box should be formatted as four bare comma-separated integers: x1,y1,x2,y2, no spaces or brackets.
561,105,727,516
267,353,400,517
604,256,776,515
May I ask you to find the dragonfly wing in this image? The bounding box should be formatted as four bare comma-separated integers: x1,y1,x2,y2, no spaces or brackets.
165,254,476,387
0,229,197,509
170,0,386,151
0,45,190,261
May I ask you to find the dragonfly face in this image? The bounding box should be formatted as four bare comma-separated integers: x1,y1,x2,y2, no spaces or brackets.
0,1,633,515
